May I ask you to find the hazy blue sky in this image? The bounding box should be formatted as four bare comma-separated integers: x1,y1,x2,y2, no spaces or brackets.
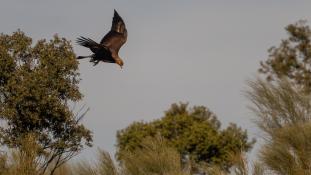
1,1,311,161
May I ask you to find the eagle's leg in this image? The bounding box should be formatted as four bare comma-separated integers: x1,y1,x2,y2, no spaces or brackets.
87,54,100,66
89,55,96,63
92,60,100,66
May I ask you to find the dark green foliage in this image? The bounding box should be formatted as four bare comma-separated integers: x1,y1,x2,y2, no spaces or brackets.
259,20,311,92
0,30,92,174
116,103,254,170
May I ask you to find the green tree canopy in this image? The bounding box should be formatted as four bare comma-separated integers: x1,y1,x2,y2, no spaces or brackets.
0,30,92,174
116,103,254,171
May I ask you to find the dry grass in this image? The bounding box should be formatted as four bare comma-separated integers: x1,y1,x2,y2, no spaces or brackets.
0,135,266,175
246,78,311,175
120,136,190,175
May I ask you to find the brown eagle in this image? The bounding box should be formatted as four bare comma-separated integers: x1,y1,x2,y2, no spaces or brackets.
76,10,127,68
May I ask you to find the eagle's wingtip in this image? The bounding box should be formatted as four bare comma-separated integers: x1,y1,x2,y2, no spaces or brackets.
114,9,120,16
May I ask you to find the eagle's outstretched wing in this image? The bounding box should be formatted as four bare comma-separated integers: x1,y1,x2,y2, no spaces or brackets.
110,9,127,34
100,10,127,53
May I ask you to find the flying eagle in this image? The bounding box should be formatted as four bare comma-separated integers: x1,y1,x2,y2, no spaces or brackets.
76,10,127,68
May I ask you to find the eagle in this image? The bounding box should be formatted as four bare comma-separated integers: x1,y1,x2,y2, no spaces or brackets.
76,10,127,68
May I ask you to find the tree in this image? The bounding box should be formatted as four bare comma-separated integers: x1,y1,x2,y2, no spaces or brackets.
0,30,92,175
259,20,311,93
116,103,254,171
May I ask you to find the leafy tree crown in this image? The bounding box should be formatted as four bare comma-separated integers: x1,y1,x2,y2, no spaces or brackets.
116,102,254,171
0,30,92,174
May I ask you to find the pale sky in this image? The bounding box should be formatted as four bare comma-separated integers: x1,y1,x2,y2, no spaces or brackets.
1,0,311,161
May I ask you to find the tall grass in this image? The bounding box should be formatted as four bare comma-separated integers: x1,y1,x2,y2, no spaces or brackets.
0,135,265,175
247,78,311,174
120,136,190,175
72,136,191,175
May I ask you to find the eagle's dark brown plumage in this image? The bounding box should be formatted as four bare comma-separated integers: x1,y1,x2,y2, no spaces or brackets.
76,10,127,68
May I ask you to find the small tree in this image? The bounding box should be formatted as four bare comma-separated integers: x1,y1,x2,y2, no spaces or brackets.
259,20,311,92
0,30,92,175
116,103,254,171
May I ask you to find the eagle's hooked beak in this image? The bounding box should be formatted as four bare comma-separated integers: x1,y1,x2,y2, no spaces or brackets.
116,59,124,69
